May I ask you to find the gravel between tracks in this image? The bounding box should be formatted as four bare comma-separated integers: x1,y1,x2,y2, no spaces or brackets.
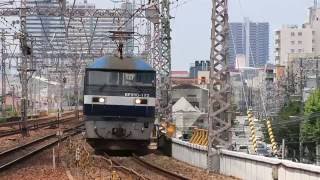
63,135,134,179
116,156,168,179
142,153,239,180
0,145,69,180
0,133,239,180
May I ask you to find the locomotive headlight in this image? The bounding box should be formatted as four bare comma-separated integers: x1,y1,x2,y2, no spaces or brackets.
92,97,105,103
135,98,148,104
135,98,142,104
98,97,105,103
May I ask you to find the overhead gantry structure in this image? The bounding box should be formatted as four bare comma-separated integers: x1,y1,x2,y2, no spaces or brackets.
208,0,232,170
146,0,172,123
0,1,173,135
0,1,232,169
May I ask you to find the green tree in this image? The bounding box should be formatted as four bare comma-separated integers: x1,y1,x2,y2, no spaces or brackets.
298,89,320,163
303,89,320,145
265,101,301,159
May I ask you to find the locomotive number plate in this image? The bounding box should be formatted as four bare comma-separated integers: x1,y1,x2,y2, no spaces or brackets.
125,93,150,97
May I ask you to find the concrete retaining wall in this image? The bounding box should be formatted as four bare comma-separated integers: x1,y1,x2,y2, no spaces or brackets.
171,138,208,169
220,150,320,180
171,138,320,180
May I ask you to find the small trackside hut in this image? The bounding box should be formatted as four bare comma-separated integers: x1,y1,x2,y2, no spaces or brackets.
83,55,156,150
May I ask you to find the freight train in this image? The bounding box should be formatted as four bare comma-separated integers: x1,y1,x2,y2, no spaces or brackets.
83,55,156,150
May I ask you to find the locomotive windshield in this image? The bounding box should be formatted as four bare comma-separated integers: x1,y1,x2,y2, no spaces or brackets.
87,70,155,87
88,71,119,85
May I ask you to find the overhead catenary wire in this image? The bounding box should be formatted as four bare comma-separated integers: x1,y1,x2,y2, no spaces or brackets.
0,0,161,102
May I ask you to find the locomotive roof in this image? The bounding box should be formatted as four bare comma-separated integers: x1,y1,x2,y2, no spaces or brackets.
87,56,154,71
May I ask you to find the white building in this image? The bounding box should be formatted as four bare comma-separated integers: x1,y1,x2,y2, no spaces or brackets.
275,3,320,66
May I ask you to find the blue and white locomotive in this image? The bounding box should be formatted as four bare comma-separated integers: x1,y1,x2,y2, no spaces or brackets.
83,55,156,150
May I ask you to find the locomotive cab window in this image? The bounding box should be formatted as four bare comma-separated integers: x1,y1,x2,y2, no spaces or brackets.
122,72,155,87
123,73,136,86
88,71,119,85
87,70,155,87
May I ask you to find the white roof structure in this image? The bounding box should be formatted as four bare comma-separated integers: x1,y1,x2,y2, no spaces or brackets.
172,97,200,112
33,76,59,85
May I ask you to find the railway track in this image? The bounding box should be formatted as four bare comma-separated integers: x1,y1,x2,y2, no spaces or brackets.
103,153,147,179
0,113,83,138
0,123,84,171
132,154,190,180
0,111,77,128
104,153,190,180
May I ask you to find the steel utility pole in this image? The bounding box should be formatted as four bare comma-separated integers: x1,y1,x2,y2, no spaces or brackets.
73,57,80,120
20,0,28,136
208,0,232,171
299,58,303,161
146,0,172,122
1,30,6,117
19,0,34,136
146,1,161,122
159,0,172,122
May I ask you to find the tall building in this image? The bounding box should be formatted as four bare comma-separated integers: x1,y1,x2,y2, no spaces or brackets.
67,1,134,56
26,0,134,63
189,60,210,78
24,0,134,111
275,3,320,66
26,0,66,59
228,18,269,67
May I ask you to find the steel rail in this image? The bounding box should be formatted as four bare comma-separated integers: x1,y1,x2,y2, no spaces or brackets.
0,111,78,127
0,114,83,138
103,153,150,180
132,154,191,180
0,123,84,171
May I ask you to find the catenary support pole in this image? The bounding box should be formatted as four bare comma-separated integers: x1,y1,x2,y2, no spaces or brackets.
208,0,232,171
1,30,6,117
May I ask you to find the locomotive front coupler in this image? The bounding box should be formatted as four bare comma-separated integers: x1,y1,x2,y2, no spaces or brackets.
112,127,132,137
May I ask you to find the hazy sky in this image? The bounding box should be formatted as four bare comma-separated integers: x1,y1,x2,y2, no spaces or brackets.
93,0,315,70
170,0,313,70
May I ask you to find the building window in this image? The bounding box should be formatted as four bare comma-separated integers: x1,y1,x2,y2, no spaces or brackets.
200,77,206,84
291,49,295,53
291,41,295,45
313,48,315,52
187,95,197,98
298,49,302,53
291,32,295,36
298,32,302,36
298,41,302,45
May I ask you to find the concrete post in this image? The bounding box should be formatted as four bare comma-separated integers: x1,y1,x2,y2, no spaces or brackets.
282,139,285,159
316,142,320,165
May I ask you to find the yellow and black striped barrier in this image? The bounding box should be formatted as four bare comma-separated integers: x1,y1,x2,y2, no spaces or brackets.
189,128,208,146
266,118,277,154
247,110,257,152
